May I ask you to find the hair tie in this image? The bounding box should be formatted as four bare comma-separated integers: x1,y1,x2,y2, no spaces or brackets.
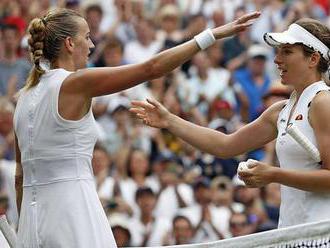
41,18,47,25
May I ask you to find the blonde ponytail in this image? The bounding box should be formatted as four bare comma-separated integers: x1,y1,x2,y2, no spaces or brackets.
25,18,46,89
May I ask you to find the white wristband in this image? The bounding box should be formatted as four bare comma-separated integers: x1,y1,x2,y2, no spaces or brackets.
194,28,216,50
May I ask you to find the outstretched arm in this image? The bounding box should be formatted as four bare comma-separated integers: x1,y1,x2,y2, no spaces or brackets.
62,12,260,98
130,98,282,159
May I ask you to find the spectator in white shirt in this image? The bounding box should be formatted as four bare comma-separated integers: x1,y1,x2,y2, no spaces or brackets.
130,187,171,246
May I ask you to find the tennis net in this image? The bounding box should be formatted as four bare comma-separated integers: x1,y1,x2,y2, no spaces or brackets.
135,220,330,248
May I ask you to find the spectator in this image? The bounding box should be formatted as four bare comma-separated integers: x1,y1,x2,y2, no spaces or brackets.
234,44,271,123
229,212,253,237
120,149,159,215
207,99,243,179
247,0,287,43
179,177,231,242
178,52,229,117
154,158,194,220
92,143,115,205
206,41,236,108
130,187,171,246
123,18,162,64
260,183,281,227
123,18,163,100
0,158,17,227
155,4,184,47
223,6,251,71
163,215,195,245
0,24,31,96
0,97,15,160
211,176,244,213
0,192,11,248
102,95,132,155
233,44,272,160
95,36,125,67
84,4,104,50
109,213,132,247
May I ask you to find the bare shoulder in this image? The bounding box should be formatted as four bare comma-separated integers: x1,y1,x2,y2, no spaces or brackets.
61,69,89,94
310,90,330,107
309,90,330,126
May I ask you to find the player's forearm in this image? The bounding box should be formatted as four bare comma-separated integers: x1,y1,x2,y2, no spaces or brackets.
272,168,330,193
167,114,231,158
77,40,200,98
146,40,199,79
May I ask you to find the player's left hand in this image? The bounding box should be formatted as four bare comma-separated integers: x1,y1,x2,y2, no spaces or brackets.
238,160,275,187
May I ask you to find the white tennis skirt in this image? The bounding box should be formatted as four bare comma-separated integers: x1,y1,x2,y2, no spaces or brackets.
17,178,117,248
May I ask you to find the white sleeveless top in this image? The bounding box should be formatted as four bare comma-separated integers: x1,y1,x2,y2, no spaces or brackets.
14,69,116,248
14,68,97,167
276,81,330,228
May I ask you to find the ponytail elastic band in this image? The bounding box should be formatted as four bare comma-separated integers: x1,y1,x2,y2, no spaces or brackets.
41,18,47,25
194,29,216,50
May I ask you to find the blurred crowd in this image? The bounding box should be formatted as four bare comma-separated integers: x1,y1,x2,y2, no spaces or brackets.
0,0,329,247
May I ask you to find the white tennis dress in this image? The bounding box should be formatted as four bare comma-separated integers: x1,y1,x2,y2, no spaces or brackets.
276,81,330,228
14,69,117,248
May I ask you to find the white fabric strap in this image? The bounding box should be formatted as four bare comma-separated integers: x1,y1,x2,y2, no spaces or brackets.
289,24,330,60
194,28,216,50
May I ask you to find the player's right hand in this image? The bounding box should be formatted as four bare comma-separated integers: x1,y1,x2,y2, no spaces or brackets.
212,11,261,39
130,98,171,129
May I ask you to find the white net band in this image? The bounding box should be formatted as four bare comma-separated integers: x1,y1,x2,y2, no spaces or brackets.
132,220,330,248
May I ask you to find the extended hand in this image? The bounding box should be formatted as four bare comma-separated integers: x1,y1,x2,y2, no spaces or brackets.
130,98,171,129
212,11,261,39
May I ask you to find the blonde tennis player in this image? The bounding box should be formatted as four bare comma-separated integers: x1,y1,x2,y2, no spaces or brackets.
13,8,260,248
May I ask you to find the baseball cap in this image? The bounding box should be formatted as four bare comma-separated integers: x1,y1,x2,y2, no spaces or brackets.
214,99,232,110
107,96,130,114
247,44,269,59
109,213,130,232
193,176,211,189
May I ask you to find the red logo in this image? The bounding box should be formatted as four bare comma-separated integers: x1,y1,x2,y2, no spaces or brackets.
295,114,303,120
